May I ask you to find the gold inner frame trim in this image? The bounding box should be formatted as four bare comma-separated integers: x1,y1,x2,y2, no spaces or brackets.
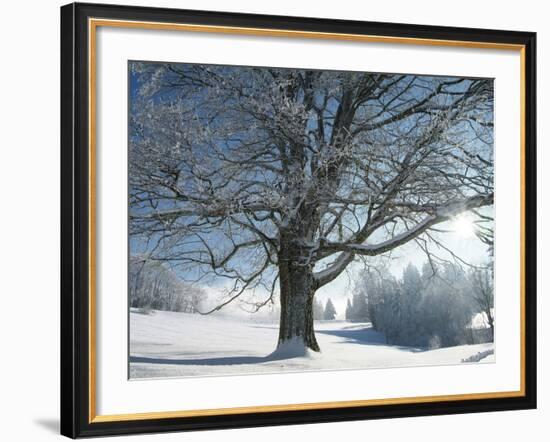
88,17,527,424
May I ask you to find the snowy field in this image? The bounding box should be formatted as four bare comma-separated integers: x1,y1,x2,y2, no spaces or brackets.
129,309,494,379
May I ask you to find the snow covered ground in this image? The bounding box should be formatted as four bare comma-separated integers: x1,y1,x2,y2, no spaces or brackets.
129,309,494,379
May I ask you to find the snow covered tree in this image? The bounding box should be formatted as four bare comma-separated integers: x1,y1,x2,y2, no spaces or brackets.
350,290,369,322
345,299,353,321
129,256,206,313
129,62,494,352
469,267,494,338
323,298,337,320
313,298,325,320
420,263,473,347
398,263,424,342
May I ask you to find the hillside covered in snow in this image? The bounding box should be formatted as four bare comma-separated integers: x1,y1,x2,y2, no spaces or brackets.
129,309,494,379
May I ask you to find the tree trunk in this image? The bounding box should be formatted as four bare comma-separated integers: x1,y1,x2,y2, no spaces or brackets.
486,309,494,341
277,254,320,352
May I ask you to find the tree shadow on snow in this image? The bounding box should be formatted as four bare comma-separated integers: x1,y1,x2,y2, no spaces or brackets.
315,327,426,353
130,353,292,366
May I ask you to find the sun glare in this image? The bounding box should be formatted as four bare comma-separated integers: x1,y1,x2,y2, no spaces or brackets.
451,214,476,238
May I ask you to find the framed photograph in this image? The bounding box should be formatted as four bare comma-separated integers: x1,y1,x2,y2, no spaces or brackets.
60,2,536,438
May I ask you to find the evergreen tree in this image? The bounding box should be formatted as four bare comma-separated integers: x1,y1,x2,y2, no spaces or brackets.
313,298,324,320
323,298,337,320
345,299,353,321
351,291,369,322
399,263,423,344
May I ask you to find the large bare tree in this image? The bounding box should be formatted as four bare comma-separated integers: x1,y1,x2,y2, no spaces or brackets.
129,62,494,352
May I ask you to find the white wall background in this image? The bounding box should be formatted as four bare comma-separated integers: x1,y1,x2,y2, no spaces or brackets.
0,0,546,440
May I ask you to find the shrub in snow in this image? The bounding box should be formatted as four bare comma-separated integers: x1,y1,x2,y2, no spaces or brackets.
461,349,494,363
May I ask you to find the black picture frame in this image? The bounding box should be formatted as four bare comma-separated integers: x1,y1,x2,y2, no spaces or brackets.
61,2,537,438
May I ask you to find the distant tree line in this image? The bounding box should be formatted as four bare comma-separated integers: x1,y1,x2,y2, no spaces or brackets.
354,262,493,348
256,297,333,322
345,291,369,322
129,256,206,313
311,298,338,321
